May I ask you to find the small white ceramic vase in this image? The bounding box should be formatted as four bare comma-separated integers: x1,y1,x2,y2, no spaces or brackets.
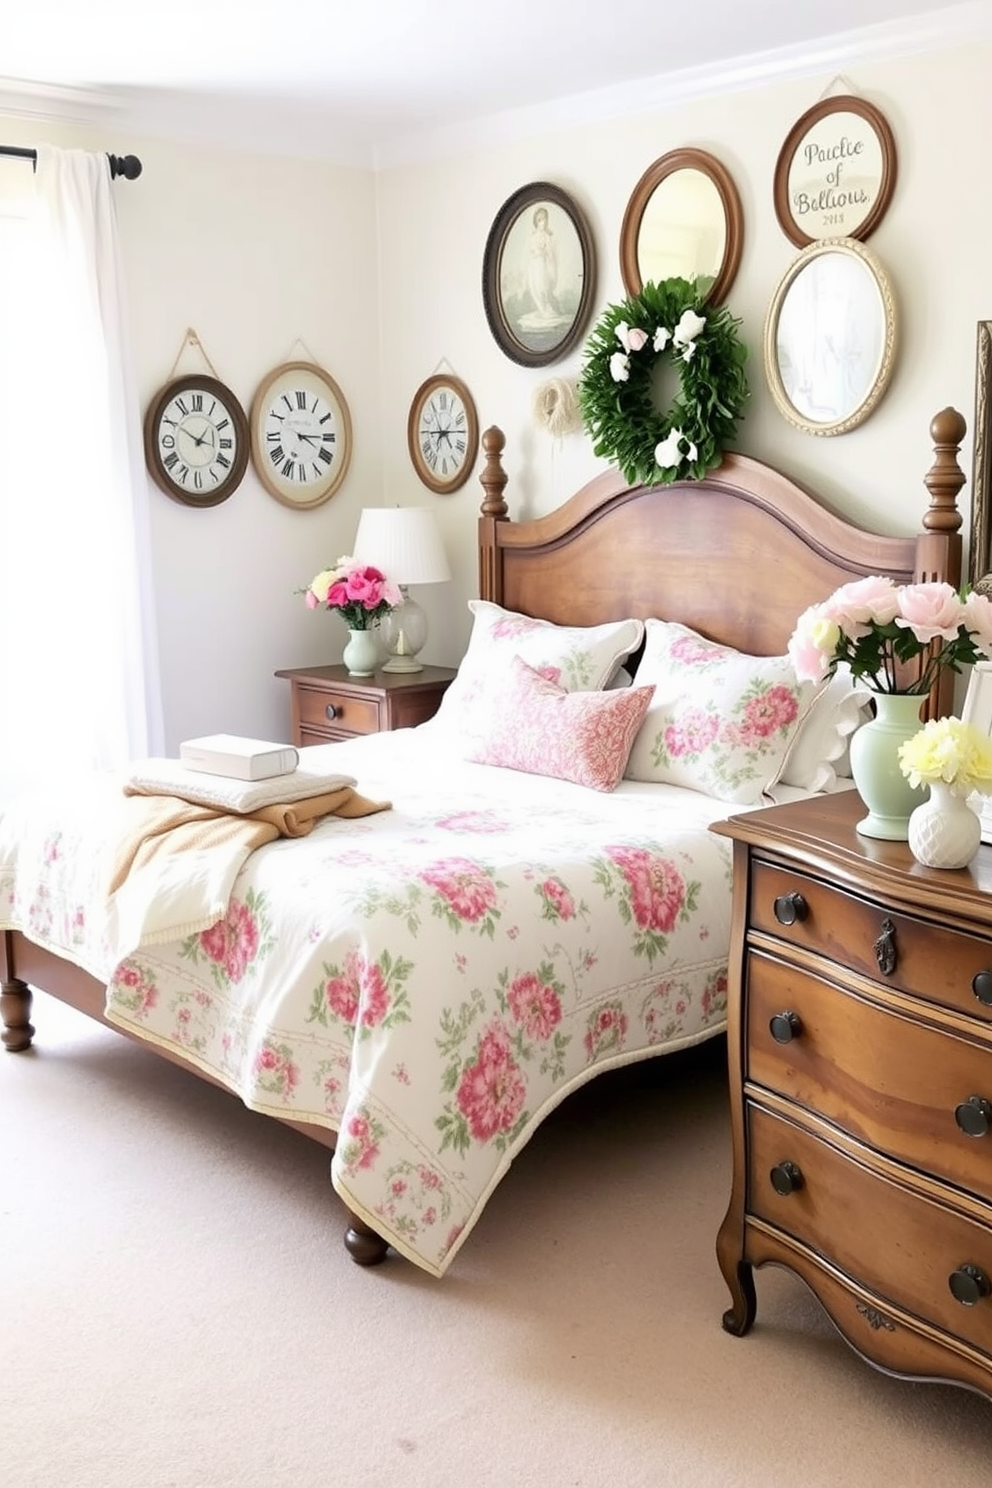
907,781,982,870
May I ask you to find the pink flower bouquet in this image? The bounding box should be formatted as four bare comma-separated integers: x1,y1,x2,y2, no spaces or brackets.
301,557,402,631
788,576,992,695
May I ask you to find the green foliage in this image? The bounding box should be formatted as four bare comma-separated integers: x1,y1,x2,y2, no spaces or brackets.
578,277,749,486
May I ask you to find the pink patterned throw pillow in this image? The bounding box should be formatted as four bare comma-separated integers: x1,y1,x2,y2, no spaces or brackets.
467,655,655,792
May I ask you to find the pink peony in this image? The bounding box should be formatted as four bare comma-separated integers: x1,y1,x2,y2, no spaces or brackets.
822,575,900,632
507,971,562,1041
455,1020,526,1142
895,582,967,643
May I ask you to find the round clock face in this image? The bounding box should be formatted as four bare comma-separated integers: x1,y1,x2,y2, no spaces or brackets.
250,361,352,509
408,374,478,494
143,375,250,506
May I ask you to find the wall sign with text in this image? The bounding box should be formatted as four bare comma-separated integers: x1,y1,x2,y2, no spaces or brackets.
774,95,897,248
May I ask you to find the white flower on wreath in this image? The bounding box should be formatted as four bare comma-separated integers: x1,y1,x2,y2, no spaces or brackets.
653,326,671,352
673,309,706,348
654,428,698,469
610,351,630,383
615,321,649,354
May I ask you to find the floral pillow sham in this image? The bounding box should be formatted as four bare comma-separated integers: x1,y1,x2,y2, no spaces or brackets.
624,619,816,803
432,600,644,749
466,654,655,791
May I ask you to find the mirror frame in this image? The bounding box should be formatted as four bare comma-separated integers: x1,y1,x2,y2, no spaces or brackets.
773,95,897,250
619,148,744,305
970,320,992,586
764,237,897,438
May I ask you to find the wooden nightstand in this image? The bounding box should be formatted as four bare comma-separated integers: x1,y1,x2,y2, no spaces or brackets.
275,664,457,746
713,789,992,1404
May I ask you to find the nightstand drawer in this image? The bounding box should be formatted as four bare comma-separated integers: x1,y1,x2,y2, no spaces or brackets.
296,686,380,738
750,860,992,1026
748,1102,992,1358
748,949,992,1202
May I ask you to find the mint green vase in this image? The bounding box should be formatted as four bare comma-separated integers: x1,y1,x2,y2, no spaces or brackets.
848,692,927,840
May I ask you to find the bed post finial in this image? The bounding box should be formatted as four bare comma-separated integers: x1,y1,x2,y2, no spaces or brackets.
479,426,509,519
921,407,966,539
478,426,509,605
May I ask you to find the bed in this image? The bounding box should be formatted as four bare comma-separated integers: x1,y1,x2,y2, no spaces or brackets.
0,410,965,1276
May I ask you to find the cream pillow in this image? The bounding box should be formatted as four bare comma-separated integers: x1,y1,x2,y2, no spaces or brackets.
625,619,816,803
432,601,644,749
778,665,874,793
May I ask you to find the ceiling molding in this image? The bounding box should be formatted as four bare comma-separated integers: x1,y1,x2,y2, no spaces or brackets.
0,3,987,173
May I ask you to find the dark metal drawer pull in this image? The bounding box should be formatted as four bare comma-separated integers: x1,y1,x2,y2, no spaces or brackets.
949,1263,991,1306
955,1095,992,1138
873,918,897,976
770,1161,804,1196
773,892,808,926
325,704,339,721
769,1010,803,1044
972,970,992,1007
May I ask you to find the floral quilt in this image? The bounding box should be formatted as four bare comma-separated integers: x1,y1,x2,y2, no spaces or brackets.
0,727,737,1276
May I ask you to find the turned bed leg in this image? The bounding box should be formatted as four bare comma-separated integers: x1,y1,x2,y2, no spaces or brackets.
343,1207,390,1266
1,974,35,1052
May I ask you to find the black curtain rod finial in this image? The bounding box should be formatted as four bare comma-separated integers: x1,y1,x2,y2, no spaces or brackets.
108,153,142,180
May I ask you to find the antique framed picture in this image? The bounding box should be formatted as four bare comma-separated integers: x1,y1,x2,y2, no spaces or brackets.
482,181,596,368
773,95,898,249
970,320,992,587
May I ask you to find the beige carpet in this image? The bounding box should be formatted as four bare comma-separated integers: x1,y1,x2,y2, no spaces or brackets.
4,991,992,1488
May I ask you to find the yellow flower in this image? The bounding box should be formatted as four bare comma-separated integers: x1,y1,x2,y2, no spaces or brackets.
898,716,992,797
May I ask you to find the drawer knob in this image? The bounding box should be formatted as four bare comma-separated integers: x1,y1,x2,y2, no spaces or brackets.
325,704,339,721
949,1263,992,1306
973,970,992,1007
773,892,808,926
955,1095,992,1137
769,1010,803,1044
770,1160,804,1195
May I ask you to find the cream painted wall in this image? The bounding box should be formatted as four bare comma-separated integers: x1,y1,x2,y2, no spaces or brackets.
3,35,989,748
376,40,992,669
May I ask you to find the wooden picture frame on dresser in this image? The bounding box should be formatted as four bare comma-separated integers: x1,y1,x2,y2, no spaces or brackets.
714,790,992,1405
275,664,457,746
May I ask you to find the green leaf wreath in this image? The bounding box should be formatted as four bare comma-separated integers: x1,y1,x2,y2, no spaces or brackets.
578,277,749,486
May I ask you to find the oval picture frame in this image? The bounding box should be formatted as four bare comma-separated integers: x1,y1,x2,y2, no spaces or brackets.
764,236,897,438
774,95,898,248
482,181,596,368
619,147,744,305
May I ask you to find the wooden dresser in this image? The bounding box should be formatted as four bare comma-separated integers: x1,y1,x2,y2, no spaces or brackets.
275,664,456,746
713,789,992,1403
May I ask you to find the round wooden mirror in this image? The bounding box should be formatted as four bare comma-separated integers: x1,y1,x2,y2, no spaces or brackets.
619,148,744,304
764,237,897,437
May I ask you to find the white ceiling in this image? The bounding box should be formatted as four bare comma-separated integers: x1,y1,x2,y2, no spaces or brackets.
0,0,984,167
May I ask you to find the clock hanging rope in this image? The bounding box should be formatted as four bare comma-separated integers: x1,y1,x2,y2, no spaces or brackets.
577,277,749,486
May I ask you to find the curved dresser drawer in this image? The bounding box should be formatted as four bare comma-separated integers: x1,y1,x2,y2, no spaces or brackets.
748,1102,992,1358
749,859,992,1026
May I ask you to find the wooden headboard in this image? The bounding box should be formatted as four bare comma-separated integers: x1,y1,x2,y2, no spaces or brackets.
477,408,966,717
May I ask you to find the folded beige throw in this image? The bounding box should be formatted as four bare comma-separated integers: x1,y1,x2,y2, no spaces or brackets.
104,783,391,954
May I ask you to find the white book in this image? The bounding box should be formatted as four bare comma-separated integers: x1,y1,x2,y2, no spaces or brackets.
179,733,300,781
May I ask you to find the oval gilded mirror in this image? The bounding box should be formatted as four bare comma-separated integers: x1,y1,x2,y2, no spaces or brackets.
764,237,897,437
620,148,744,304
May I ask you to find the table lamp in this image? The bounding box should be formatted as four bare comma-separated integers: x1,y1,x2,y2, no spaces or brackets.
352,506,452,672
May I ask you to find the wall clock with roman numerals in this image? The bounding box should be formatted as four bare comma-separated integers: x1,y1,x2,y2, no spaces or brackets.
249,361,352,509
144,374,250,506
407,373,478,494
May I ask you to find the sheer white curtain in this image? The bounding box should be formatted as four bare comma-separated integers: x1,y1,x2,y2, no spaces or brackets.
0,146,163,797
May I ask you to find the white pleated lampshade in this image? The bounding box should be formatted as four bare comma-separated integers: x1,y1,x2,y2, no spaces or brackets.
352,507,451,586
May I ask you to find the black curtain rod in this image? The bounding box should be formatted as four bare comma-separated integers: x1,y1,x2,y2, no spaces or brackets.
0,145,142,179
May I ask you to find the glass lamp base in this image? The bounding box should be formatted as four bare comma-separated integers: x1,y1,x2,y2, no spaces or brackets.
380,593,427,673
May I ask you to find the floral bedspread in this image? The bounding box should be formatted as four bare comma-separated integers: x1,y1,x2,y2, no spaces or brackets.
0,727,737,1276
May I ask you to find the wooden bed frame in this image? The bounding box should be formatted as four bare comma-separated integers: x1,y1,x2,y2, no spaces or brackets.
1,407,966,1265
